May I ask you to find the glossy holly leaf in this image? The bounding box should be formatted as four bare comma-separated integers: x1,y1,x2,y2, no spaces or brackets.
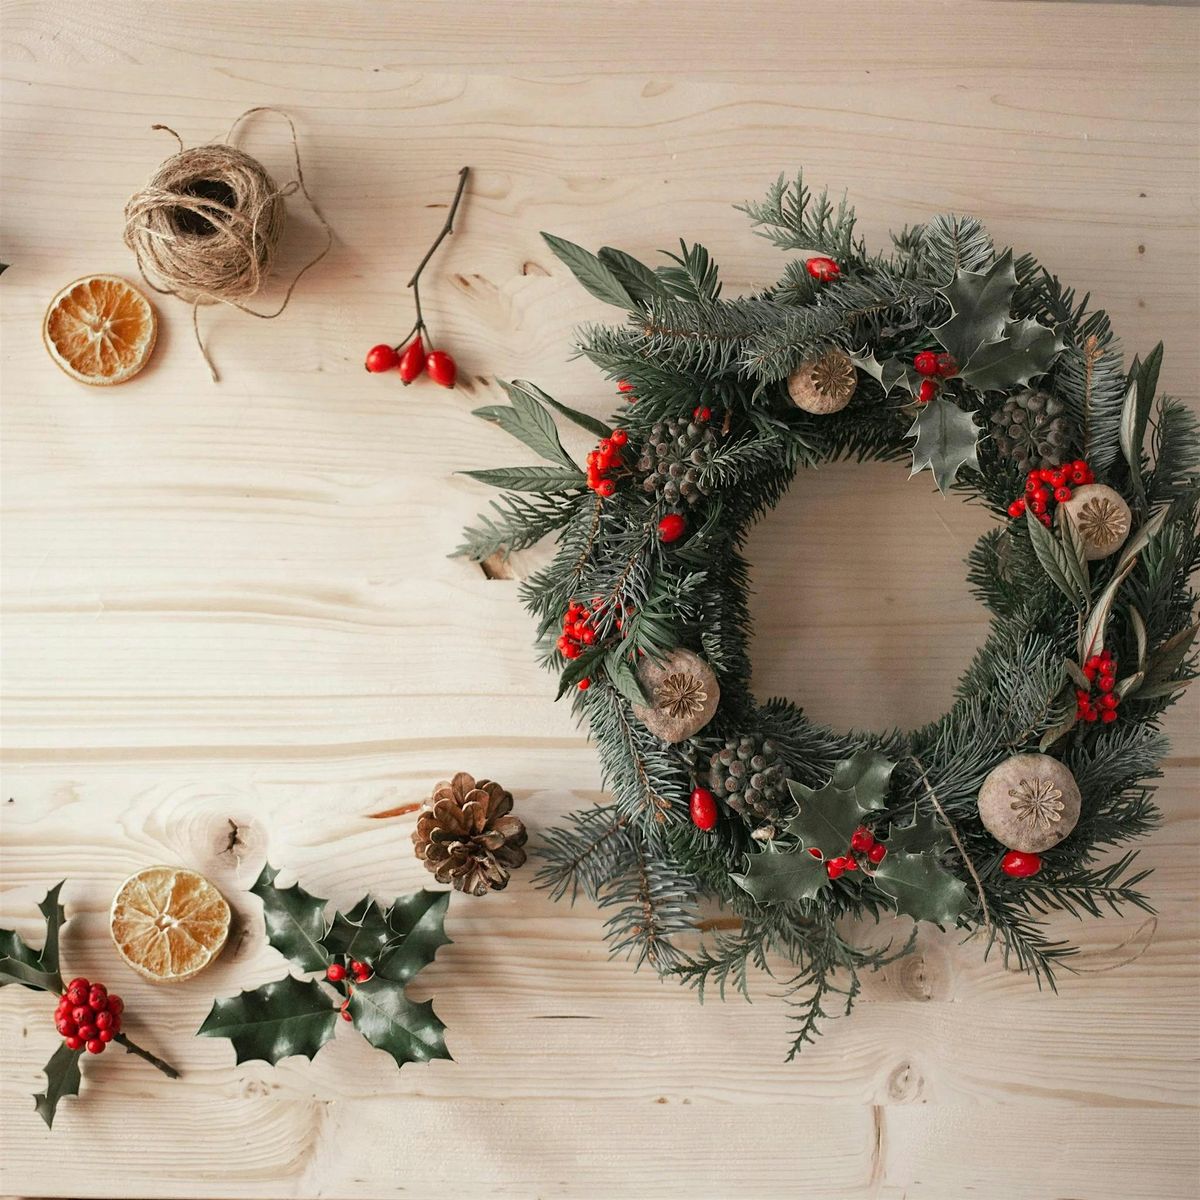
873,851,972,926
36,881,66,978
830,750,895,811
347,974,452,1069
786,782,869,858
907,396,980,493
0,956,63,992
932,250,1016,366
884,812,948,855
376,890,452,985
542,233,636,311
198,975,338,1066
732,845,828,904
959,318,1064,393
0,880,67,992
323,896,396,961
251,864,330,974
34,1043,82,1129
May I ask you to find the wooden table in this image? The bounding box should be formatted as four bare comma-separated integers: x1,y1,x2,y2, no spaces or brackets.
2,3,1197,1197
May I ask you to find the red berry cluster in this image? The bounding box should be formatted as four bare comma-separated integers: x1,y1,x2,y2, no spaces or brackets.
364,337,457,388
326,959,373,1021
913,350,958,404
558,599,600,661
1076,649,1120,725
1006,460,1094,526
586,429,629,498
55,978,123,1055
810,826,887,879
805,256,841,283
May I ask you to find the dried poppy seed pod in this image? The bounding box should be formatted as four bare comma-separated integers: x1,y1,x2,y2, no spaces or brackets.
412,773,527,896
632,648,719,743
978,753,1081,853
1058,483,1132,561
786,350,856,415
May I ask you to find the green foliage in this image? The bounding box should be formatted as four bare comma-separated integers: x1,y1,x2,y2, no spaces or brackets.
34,1043,82,1130
201,867,453,1072
460,169,1198,1056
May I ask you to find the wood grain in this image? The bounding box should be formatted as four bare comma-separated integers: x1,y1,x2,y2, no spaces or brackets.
2,2,1198,1197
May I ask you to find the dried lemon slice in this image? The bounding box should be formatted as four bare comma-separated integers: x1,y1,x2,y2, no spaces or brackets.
43,274,157,385
110,866,230,983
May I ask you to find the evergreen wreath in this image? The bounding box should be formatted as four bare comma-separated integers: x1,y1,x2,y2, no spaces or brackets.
458,174,1199,1056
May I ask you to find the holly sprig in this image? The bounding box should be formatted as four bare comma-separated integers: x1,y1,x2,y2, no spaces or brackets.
198,865,453,1071
0,882,179,1129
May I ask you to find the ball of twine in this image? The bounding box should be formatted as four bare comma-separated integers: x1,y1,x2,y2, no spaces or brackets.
122,107,331,381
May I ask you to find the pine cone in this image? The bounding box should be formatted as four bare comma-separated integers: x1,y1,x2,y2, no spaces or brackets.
635,417,719,507
989,389,1071,472
412,773,527,896
709,735,788,826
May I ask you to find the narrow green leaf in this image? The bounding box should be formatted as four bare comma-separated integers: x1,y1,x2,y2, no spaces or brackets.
732,845,829,904
873,851,973,925
1039,700,1078,752
251,864,330,974
1142,621,1199,689
1059,509,1091,602
482,380,577,469
597,247,667,305
513,379,612,438
1064,659,1091,691
607,651,650,707
1128,677,1195,701
542,233,636,310
555,645,607,699
1025,508,1086,608
1115,671,1145,699
461,466,586,493
1129,606,1148,672
34,1043,82,1129
1119,379,1141,485
198,976,338,1066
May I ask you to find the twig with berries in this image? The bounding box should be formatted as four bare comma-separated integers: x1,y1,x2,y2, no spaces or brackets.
364,166,470,388
0,882,178,1128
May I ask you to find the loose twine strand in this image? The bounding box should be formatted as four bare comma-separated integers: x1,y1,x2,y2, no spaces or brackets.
122,106,332,381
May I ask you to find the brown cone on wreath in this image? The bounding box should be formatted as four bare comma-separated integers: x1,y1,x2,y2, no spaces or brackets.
709,734,788,828
977,753,1081,853
632,648,720,743
989,389,1071,471
1057,483,1132,561
635,416,720,507
786,349,856,414
412,772,528,895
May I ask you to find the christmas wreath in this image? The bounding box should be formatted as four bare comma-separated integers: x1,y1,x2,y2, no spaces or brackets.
458,175,1199,1055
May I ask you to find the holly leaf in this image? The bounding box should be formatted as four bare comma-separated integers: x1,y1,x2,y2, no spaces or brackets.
884,812,948,855
460,466,586,493
542,233,636,311
33,1043,82,1129
959,318,1064,393
850,349,911,396
197,976,338,1066
36,881,66,978
376,890,452,985
251,864,330,974
0,881,68,992
873,851,972,925
830,749,895,810
932,250,1016,366
323,896,396,961
906,396,980,493
786,783,869,858
347,974,452,1069
0,956,63,991
732,845,828,904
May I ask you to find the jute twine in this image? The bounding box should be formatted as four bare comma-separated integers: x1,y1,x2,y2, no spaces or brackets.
122,106,331,382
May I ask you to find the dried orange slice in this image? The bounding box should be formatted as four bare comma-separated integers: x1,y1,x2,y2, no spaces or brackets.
110,866,230,983
43,274,157,385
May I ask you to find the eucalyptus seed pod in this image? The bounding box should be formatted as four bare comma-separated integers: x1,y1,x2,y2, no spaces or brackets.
989,389,1071,471
636,417,719,507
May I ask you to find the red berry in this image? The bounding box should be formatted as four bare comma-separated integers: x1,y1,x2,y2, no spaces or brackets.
72,1006,92,1025
577,678,591,691
326,963,346,982
657,513,686,544
1001,851,1042,878
1098,675,1114,693
693,406,712,422
563,644,582,660
79,1023,98,1040
850,828,873,852
917,378,938,404
1040,513,1052,527
107,995,123,1016
1100,708,1118,723
611,429,628,447
1099,693,1119,710
1054,486,1072,503
913,351,940,377
1029,497,1047,515
689,787,719,831
935,353,958,378
341,1009,353,1021
616,379,634,393
397,336,427,384
64,1036,82,1051
842,855,859,871
86,1039,104,1054
349,961,364,974
867,843,887,864
1025,476,1039,496
57,1019,77,1037
808,847,823,859
66,985,88,1007
67,977,89,993
826,858,845,879
806,256,840,282
1007,499,1025,519
426,349,457,389
364,343,398,373
88,984,107,1008
95,1011,113,1030
598,479,617,498
353,964,372,982
99,1028,114,1043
